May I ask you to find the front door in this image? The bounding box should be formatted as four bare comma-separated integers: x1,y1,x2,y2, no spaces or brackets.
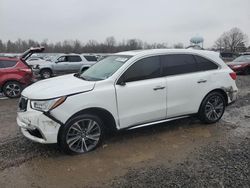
115,56,167,129
54,56,70,74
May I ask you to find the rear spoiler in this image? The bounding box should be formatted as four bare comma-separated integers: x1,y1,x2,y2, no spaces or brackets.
20,47,45,60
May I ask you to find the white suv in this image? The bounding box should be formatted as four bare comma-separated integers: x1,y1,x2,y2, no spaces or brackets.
17,49,238,154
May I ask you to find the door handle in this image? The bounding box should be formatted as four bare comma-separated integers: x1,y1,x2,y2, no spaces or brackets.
153,86,165,91
197,79,207,83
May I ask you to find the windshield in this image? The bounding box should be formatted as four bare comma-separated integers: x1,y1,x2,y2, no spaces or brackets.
80,55,131,81
233,55,250,62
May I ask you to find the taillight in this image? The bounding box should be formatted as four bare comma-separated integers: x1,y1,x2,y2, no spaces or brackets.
229,72,237,80
20,68,32,73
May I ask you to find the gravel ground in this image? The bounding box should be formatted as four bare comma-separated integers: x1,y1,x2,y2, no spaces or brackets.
108,135,250,188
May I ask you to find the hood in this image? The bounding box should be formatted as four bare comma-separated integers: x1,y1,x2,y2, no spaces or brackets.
22,74,95,99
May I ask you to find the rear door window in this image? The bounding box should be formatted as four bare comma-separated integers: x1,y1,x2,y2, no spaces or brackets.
68,56,82,62
122,56,161,82
161,54,198,76
0,60,17,69
194,55,218,71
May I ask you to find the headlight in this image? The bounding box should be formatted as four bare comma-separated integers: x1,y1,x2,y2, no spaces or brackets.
30,96,66,112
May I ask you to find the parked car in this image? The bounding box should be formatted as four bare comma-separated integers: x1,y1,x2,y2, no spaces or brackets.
28,54,97,79
27,57,44,62
0,47,44,98
17,49,237,154
79,54,99,73
220,52,239,62
227,55,250,74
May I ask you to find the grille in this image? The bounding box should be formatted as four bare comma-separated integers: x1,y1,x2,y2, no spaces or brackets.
18,97,28,111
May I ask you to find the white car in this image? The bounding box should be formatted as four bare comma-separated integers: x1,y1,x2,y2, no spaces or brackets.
17,49,238,154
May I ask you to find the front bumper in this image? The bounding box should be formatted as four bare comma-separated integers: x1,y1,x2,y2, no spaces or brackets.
17,110,61,144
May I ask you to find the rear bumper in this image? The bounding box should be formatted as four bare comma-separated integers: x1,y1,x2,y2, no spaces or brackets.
225,87,238,104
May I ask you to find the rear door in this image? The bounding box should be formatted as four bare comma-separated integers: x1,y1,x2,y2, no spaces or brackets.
67,55,83,72
162,54,211,118
115,56,167,128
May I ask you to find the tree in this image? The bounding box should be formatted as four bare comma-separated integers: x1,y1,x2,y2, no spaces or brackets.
214,27,248,52
173,43,184,49
105,36,116,47
0,40,5,52
126,39,143,50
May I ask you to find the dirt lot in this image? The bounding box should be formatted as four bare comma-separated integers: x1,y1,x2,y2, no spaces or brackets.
0,75,249,188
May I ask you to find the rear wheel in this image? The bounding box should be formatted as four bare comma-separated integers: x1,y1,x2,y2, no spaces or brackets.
3,81,22,98
59,114,104,154
40,69,52,79
198,92,226,124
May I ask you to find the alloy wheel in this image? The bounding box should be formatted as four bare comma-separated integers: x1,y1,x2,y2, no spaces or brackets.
66,119,101,153
205,95,224,121
42,71,51,79
5,83,21,97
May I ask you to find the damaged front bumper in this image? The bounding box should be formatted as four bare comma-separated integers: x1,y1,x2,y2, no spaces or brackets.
17,110,61,144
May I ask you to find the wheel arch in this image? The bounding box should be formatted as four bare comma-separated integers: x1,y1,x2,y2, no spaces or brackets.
57,107,117,143
39,67,53,74
2,79,22,88
199,88,228,113
80,65,90,73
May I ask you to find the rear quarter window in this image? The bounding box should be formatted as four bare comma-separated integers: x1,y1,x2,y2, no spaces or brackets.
194,55,218,71
84,55,97,62
0,60,17,69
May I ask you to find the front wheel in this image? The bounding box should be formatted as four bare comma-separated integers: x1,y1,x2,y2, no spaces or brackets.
58,114,104,154
198,92,226,124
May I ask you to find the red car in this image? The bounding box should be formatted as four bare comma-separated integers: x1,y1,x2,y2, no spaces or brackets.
0,47,44,98
227,55,250,75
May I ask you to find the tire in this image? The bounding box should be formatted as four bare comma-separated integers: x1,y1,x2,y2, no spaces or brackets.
198,91,226,124
58,114,104,154
40,69,52,79
3,81,22,98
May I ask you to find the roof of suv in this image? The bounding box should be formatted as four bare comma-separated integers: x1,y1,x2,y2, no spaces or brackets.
116,49,219,58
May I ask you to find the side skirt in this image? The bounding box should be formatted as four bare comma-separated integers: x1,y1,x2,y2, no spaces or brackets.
123,115,190,131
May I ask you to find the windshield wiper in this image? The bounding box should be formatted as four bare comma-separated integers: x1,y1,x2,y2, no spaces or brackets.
73,73,80,77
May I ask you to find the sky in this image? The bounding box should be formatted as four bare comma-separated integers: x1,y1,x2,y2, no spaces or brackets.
0,0,250,48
